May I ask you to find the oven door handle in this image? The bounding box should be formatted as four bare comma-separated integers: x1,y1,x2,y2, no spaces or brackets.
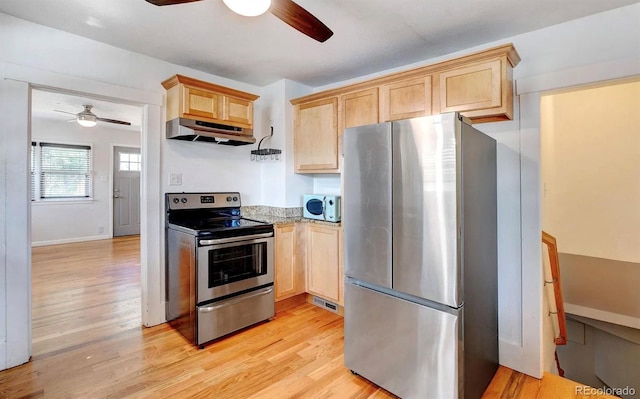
198,286,274,313
199,232,274,246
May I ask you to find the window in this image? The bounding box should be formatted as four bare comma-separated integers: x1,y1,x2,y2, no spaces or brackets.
119,152,141,171
31,142,92,200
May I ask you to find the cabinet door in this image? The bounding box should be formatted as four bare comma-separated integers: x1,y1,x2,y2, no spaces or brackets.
439,59,501,113
342,88,379,129
306,224,341,304
183,86,219,120
294,97,339,173
223,95,253,129
274,224,304,301
381,76,432,122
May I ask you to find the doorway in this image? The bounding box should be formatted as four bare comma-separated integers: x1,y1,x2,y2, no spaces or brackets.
29,88,145,357
0,69,165,370
540,77,640,389
113,146,141,237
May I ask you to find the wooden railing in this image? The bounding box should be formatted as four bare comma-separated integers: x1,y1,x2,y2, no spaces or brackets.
542,231,567,346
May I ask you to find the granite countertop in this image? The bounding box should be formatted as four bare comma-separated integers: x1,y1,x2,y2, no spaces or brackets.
242,206,341,227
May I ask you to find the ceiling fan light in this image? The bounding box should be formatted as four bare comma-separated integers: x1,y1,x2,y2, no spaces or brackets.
223,0,271,17
77,113,97,127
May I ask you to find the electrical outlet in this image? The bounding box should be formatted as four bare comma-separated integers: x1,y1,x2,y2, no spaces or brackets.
98,226,105,234
169,173,182,186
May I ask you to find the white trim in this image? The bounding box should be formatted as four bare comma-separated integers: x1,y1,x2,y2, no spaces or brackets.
31,234,111,247
0,63,165,370
0,78,32,369
502,56,640,379
565,303,640,330
3,62,163,107
517,55,640,95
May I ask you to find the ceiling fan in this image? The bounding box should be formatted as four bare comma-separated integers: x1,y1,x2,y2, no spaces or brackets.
145,0,333,43
54,105,132,128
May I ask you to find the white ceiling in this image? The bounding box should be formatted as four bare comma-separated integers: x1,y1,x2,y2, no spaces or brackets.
5,0,638,123
1,0,638,88
31,89,143,131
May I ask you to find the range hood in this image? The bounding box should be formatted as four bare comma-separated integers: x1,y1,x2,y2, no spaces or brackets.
166,118,255,146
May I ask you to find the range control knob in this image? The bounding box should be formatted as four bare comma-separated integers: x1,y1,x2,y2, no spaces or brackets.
232,196,238,202
172,198,179,204
180,197,187,204
226,196,232,202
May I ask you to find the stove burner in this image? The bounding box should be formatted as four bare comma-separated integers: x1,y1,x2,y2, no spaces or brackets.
165,193,272,239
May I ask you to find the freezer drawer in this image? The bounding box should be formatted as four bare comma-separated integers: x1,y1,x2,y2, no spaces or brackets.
344,281,460,399
196,285,274,345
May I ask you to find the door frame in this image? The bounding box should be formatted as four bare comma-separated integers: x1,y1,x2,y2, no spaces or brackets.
507,56,640,378
0,63,165,369
110,144,142,238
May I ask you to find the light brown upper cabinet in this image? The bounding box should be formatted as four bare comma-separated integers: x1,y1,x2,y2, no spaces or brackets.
293,97,339,173
290,44,520,173
222,96,254,127
341,88,379,130
162,74,259,131
438,58,514,122
381,76,432,122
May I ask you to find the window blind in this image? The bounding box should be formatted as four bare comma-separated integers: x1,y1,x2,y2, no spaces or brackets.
38,142,92,199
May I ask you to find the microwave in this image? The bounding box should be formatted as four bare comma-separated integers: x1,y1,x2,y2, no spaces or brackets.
303,194,341,223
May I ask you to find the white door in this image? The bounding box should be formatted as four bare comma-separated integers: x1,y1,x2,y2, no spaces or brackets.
113,146,141,237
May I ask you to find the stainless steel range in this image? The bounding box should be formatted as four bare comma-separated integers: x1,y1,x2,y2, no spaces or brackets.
165,192,274,348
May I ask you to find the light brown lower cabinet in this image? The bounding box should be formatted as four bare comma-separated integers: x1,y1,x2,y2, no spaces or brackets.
305,224,343,306
274,222,343,307
274,223,305,301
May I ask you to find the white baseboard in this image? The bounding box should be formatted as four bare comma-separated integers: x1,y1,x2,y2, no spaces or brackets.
31,234,111,247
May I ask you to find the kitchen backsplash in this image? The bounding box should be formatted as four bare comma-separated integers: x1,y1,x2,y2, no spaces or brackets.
242,206,302,218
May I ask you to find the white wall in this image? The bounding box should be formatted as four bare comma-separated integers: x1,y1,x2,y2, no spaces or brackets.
30,118,141,245
313,175,341,196
259,79,314,207
541,81,640,263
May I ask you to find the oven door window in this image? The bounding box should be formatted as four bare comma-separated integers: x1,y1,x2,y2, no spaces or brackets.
208,241,267,287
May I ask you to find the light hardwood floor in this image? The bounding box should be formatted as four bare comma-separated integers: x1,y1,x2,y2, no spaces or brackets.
0,237,616,398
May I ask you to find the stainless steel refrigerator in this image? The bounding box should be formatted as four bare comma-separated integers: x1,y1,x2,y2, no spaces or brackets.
343,113,498,399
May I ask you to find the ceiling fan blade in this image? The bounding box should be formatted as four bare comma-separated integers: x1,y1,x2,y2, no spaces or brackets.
144,0,203,6
54,109,76,115
270,0,333,43
97,117,132,126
